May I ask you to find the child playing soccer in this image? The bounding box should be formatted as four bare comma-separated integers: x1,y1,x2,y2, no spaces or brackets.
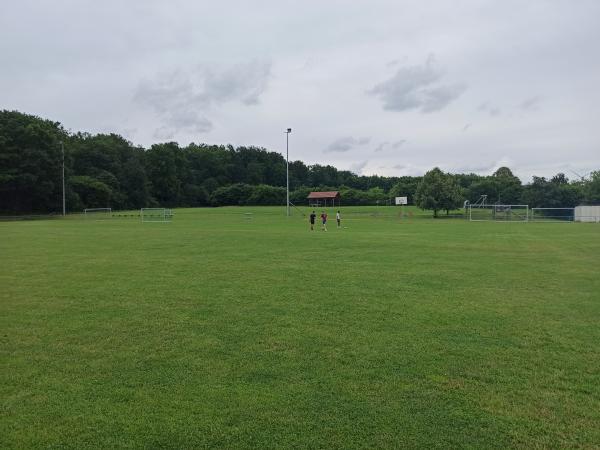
320,211,328,231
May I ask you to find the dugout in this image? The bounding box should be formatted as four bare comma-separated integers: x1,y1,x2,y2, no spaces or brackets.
307,191,341,208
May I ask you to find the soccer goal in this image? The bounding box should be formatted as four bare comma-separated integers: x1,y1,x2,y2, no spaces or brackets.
530,208,575,222
84,208,112,219
469,204,529,222
140,208,172,223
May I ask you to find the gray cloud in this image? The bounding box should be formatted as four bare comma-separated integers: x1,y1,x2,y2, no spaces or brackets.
520,96,542,111
369,55,466,113
391,139,406,149
324,136,370,153
462,123,471,132
374,142,388,152
478,101,501,117
420,84,467,112
374,140,406,152
153,110,213,140
199,61,271,106
134,60,271,138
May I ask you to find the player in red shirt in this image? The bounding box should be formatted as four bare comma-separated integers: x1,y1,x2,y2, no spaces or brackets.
320,211,328,231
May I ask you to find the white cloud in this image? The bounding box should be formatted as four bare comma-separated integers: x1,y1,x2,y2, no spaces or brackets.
351,160,369,175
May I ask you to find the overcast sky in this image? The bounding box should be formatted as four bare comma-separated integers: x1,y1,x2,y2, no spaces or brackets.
2,0,599,181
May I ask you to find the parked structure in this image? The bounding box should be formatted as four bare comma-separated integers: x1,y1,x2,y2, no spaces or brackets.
574,205,600,222
307,191,341,208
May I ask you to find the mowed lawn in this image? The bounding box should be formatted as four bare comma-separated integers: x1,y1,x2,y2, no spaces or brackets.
1,207,599,449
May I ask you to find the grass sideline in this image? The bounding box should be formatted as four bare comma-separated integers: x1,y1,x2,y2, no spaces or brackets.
1,206,599,448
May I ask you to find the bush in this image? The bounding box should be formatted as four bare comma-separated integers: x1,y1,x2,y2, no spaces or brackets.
247,185,286,205
210,183,254,206
69,175,114,209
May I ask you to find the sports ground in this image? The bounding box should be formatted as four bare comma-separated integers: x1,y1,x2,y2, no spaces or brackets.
1,206,599,448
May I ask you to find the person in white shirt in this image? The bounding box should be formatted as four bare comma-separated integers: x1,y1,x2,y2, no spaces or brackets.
336,210,341,228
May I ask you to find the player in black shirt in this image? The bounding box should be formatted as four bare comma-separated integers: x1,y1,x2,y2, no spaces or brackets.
309,211,316,231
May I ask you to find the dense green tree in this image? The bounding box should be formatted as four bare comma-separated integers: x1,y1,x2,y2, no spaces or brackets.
491,167,523,203
288,160,309,189
68,132,151,209
119,153,151,208
0,110,68,213
454,173,483,190
467,178,499,204
466,167,522,204
415,168,463,217
68,175,113,208
210,183,254,206
144,142,186,206
521,174,583,208
389,176,422,204
307,164,338,187
247,185,286,205
551,174,584,207
440,176,464,214
551,173,569,185
521,176,552,207
584,171,600,203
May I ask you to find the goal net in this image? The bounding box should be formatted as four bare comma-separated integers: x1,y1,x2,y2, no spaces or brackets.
84,208,112,219
140,208,172,223
530,208,575,222
469,204,529,222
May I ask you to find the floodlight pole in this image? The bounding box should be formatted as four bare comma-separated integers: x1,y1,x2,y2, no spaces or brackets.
60,140,65,216
285,128,292,216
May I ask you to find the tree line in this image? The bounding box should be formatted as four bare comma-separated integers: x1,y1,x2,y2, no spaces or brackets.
414,166,600,217
1,110,598,214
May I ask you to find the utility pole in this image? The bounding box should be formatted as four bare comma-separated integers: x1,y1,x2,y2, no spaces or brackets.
285,128,292,216
60,141,65,216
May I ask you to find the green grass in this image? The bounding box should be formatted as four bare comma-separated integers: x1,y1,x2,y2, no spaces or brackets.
1,206,599,449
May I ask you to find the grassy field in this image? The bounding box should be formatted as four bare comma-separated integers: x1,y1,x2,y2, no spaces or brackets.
1,206,599,449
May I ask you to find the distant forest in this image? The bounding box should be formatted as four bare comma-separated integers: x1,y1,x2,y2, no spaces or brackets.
1,110,599,214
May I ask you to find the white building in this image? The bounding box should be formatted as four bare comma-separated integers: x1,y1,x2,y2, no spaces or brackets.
574,205,600,222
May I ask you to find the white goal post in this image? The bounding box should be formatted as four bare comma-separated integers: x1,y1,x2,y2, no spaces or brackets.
140,208,172,223
469,204,529,222
84,208,112,219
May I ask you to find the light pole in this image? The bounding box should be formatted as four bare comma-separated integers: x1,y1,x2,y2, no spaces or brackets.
60,140,65,216
285,128,292,216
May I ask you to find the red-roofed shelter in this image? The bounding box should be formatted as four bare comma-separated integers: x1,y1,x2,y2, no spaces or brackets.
307,191,341,207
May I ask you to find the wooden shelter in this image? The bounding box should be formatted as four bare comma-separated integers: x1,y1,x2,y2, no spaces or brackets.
307,191,341,208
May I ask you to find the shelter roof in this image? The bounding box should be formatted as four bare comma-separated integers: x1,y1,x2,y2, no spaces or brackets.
307,191,340,199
